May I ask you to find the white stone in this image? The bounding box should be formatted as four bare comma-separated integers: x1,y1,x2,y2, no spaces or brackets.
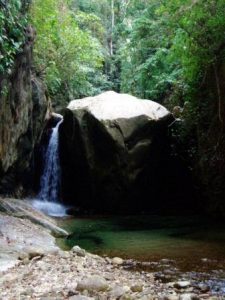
76,275,109,292
110,285,130,298
112,257,124,265
72,246,86,257
179,294,199,300
69,296,95,300
174,281,191,289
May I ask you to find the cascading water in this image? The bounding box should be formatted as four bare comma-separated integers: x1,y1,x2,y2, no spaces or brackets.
32,119,67,217
38,119,63,202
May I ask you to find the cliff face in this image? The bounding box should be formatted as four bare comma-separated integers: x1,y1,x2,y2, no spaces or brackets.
0,26,51,196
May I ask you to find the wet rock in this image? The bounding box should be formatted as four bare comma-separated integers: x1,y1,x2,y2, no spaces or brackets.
76,275,109,292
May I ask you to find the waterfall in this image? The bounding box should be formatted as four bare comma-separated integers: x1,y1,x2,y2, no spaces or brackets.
38,119,63,202
32,118,67,217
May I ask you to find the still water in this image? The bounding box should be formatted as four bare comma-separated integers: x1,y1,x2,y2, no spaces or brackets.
58,215,225,272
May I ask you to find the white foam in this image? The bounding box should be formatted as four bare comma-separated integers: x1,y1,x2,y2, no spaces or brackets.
31,199,67,217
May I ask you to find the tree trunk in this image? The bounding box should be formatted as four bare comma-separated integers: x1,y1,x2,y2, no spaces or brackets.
110,0,115,56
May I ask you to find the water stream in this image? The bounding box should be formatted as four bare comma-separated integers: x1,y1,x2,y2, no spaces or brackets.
32,119,67,217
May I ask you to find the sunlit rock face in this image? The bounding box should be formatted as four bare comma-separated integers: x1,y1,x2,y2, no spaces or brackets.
0,29,50,196
60,91,175,213
68,91,169,121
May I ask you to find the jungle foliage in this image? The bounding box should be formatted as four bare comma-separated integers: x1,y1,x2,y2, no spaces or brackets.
2,0,225,109
30,0,111,108
0,0,30,77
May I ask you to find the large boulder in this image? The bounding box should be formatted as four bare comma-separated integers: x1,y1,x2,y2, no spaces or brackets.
59,91,175,213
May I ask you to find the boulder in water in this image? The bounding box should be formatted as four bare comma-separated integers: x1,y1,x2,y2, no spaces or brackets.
59,91,174,212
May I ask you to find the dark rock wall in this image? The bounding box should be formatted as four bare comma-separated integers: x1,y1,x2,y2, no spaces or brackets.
0,30,50,196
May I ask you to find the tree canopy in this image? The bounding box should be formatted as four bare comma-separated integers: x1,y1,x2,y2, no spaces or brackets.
30,0,111,108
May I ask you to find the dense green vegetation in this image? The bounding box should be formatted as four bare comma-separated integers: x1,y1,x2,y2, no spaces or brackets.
2,0,225,111
120,1,225,99
30,0,225,119
30,0,111,108
0,0,29,76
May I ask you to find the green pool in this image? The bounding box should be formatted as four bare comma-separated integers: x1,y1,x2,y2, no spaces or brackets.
57,215,225,271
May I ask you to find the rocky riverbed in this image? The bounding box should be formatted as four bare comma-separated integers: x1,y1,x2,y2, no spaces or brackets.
0,198,224,300
0,245,224,300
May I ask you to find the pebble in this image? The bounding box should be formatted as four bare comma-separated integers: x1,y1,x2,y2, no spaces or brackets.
131,284,143,292
198,283,210,293
76,275,109,292
180,294,200,300
69,296,95,300
112,257,124,265
139,295,155,300
72,246,86,257
110,285,130,298
174,281,191,289
163,296,179,300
